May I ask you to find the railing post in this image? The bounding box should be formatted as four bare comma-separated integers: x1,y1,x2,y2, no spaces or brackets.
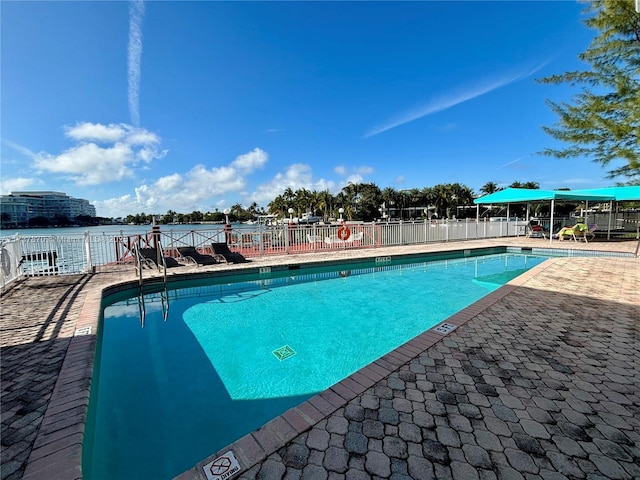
424,219,428,244
84,231,94,273
285,224,290,254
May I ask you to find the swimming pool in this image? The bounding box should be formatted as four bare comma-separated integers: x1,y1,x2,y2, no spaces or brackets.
83,250,548,479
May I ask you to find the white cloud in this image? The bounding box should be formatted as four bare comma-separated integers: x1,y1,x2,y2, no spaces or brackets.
64,122,127,143
34,123,166,185
345,174,365,185
94,148,269,216
93,151,369,217
0,177,41,195
354,166,373,175
132,164,246,212
334,165,373,180
36,143,134,185
230,148,268,173
248,164,338,205
93,194,138,218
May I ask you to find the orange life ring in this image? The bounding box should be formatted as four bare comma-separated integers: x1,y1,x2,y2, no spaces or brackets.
337,226,351,241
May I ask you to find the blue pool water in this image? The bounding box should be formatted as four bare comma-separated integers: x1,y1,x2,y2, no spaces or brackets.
83,252,547,479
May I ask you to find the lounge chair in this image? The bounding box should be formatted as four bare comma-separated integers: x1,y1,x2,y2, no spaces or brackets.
211,243,250,263
324,231,364,245
306,234,323,244
347,231,364,243
556,222,594,242
177,246,226,266
136,247,182,269
574,224,598,243
526,220,547,239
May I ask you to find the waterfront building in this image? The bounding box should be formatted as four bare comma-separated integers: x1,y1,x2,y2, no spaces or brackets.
0,191,96,227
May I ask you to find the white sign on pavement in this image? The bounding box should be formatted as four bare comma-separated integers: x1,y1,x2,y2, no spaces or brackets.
203,451,242,480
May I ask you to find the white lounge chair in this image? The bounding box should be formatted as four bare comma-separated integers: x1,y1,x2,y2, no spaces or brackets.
306,234,323,244
324,231,364,245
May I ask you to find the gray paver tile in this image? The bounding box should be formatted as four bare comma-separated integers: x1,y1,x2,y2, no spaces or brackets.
4,244,638,480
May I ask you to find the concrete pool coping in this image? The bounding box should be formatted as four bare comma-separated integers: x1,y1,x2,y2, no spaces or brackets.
3,237,637,479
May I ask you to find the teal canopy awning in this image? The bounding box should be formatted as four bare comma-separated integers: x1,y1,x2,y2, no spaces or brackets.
567,186,640,202
472,186,639,244
472,186,640,205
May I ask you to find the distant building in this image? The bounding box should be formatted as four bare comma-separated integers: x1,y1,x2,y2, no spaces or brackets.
0,191,96,226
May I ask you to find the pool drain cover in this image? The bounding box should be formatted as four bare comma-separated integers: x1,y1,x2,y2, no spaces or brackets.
273,345,296,361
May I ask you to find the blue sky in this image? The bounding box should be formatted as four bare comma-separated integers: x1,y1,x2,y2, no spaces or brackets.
1,1,619,218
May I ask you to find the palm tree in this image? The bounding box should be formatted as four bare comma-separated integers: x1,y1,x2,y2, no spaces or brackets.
334,192,347,220
317,190,333,221
431,184,457,219
341,183,361,220
283,188,295,209
357,183,383,221
247,202,260,218
406,188,422,218
397,189,412,220
268,195,287,217
381,187,398,219
480,182,499,195
295,188,312,217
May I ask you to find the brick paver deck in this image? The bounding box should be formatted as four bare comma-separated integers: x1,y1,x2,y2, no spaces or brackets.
1,238,638,480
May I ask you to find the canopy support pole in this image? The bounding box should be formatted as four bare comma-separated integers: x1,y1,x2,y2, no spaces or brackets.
549,199,555,243
585,201,589,224
607,201,613,240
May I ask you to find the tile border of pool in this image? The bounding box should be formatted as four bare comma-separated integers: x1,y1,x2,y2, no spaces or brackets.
19,243,634,479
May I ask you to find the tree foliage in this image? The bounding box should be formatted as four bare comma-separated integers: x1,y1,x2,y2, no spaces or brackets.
120,179,550,224
538,0,640,183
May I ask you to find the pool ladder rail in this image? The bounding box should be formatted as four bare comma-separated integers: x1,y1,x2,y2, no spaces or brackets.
133,238,171,285
133,238,170,327
137,285,169,328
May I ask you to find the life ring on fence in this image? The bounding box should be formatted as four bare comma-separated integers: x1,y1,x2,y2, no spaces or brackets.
337,226,351,241
1,248,12,276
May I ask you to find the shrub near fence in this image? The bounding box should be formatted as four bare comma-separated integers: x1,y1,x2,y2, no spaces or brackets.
0,218,531,286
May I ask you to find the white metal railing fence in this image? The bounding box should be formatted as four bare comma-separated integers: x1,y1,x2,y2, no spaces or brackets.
0,218,535,287
1,235,23,289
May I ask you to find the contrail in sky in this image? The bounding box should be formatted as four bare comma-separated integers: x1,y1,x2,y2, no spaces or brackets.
128,0,145,127
499,155,529,168
364,63,548,139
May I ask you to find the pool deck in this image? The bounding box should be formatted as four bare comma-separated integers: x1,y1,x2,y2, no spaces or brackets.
1,238,638,480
